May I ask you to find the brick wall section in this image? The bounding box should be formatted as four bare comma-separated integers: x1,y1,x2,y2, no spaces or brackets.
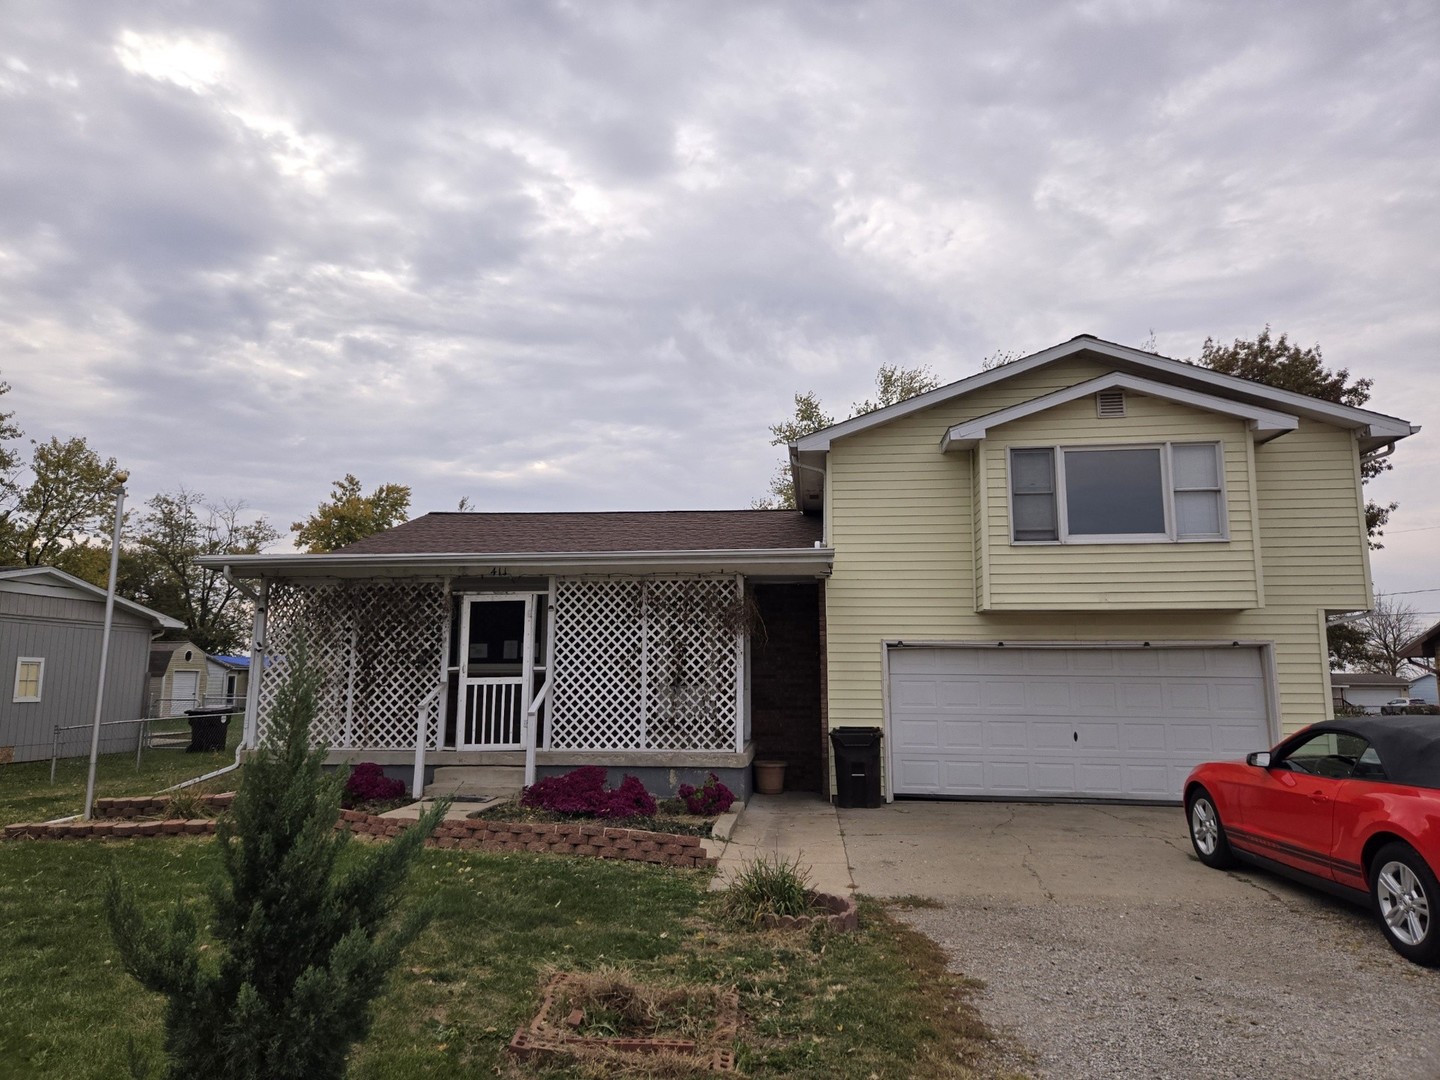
93,793,235,818
749,583,824,792
3,808,716,869
3,819,217,839
337,811,718,869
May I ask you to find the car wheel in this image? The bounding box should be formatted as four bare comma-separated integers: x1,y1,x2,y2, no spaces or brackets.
1187,788,1235,869
1370,842,1440,966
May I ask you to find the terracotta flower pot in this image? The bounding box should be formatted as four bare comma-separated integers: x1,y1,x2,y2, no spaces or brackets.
753,760,787,795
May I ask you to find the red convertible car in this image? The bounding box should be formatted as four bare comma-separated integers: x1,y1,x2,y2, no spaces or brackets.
1184,715,1440,966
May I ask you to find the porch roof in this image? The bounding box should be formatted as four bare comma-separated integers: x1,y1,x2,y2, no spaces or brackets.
198,510,832,580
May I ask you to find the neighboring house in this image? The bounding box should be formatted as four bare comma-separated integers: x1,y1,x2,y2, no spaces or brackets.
1407,673,1437,706
206,655,250,707
149,644,251,714
199,334,1418,803
1402,620,1440,704
1,566,184,763
1329,671,1414,713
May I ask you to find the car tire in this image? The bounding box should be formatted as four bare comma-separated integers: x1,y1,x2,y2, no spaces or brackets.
1187,787,1235,869
1370,842,1440,966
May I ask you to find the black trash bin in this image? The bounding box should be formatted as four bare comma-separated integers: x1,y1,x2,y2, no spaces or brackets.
829,727,883,808
184,707,233,753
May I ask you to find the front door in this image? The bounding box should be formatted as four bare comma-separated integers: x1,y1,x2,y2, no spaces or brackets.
457,595,535,750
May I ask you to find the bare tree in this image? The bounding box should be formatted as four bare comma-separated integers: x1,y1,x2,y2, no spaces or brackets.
1357,596,1424,678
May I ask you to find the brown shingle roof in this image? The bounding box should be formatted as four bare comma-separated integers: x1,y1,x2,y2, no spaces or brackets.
335,510,823,556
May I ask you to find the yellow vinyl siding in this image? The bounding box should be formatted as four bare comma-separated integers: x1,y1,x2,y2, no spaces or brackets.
981,393,1258,610
823,356,1372,741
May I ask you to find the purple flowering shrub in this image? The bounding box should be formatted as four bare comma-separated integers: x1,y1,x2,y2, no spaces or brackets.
520,765,657,819
675,772,735,816
343,762,406,808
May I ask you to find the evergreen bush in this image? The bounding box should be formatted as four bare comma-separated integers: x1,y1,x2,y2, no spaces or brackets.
104,641,447,1080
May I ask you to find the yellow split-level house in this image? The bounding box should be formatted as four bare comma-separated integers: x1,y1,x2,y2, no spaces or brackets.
202,335,1417,804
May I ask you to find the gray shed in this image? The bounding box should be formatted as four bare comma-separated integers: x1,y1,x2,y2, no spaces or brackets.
0,567,185,763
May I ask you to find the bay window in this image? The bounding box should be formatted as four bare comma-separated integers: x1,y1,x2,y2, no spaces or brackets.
1008,443,1226,543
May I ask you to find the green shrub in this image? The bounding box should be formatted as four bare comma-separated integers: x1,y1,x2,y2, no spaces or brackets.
719,853,814,925
105,640,447,1080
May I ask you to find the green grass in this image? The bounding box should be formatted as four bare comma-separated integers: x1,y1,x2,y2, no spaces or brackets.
0,719,241,827
0,839,1017,1079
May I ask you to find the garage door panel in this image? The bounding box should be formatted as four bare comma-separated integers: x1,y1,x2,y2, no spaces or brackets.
889,646,1269,801
986,720,1030,749
939,719,984,750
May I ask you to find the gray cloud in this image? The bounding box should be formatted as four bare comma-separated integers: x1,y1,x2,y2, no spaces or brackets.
0,0,1436,597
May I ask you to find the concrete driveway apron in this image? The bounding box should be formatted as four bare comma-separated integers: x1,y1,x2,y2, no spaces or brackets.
840,800,1440,1080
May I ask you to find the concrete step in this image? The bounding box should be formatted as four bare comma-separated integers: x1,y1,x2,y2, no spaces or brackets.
425,765,525,799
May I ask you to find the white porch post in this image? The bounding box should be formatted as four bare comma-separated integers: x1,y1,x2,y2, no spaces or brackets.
243,578,268,749
734,574,746,753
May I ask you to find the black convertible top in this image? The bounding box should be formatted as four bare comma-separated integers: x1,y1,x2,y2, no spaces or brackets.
1301,715,1440,790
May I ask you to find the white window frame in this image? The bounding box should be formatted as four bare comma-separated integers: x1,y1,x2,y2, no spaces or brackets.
13,656,44,703
1007,442,1229,545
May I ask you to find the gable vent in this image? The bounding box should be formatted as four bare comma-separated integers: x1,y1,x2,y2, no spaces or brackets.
1095,389,1126,418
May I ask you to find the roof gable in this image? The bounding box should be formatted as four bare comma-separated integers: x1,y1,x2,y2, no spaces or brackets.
793,334,1416,453
0,566,185,630
938,372,1299,452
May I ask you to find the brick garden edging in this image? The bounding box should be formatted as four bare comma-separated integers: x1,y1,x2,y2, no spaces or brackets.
758,889,859,932
93,793,235,818
3,819,218,839
339,810,718,870
1,800,718,872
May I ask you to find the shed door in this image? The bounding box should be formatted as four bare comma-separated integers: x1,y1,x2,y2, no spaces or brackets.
888,646,1270,801
170,670,199,713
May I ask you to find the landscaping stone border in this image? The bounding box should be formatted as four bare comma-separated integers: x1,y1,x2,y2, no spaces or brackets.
758,890,859,932
338,810,719,869
92,793,235,818
3,819,217,839
2,801,718,873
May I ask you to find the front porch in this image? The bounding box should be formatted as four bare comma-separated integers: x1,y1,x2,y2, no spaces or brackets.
249,574,818,798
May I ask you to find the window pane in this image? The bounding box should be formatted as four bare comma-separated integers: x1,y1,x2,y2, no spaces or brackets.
1013,493,1058,540
1011,449,1054,493
1064,449,1165,535
1175,490,1222,537
1173,443,1220,489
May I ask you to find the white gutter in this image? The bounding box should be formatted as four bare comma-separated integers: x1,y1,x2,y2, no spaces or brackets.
197,546,834,578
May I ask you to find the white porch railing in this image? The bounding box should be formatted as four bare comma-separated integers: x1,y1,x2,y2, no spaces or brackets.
462,677,524,749
412,685,442,798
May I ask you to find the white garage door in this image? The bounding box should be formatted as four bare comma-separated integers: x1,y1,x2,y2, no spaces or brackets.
888,645,1270,801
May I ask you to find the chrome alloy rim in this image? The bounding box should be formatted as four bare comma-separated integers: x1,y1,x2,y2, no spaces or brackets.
1190,798,1219,856
1377,860,1431,947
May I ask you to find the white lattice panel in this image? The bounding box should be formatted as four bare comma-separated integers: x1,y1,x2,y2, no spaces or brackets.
257,580,448,751
548,578,739,752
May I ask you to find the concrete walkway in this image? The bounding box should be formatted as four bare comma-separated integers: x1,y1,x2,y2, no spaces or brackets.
712,792,854,897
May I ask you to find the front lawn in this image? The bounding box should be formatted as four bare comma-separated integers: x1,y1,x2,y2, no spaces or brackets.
0,839,1017,1079
0,720,241,827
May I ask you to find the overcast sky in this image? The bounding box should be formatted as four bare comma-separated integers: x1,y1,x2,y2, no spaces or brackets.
1,1,1436,608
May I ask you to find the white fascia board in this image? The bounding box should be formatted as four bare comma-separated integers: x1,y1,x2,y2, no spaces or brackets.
791,334,1416,451
939,372,1299,452
195,547,835,580
0,566,186,629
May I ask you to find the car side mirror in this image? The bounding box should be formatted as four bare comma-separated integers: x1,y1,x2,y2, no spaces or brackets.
1246,751,1272,768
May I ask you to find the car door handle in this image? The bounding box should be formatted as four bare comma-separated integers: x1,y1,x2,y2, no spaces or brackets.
1309,792,1329,804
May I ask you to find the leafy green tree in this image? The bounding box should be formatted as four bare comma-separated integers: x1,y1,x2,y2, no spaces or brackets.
292,475,412,553
105,643,446,1080
1327,619,1373,670
0,373,21,499
1197,327,1396,546
0,435,120,567
123,489,280,654
758,365,940,508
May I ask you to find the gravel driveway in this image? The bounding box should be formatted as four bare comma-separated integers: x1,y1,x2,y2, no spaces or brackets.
840,801,1440,1080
